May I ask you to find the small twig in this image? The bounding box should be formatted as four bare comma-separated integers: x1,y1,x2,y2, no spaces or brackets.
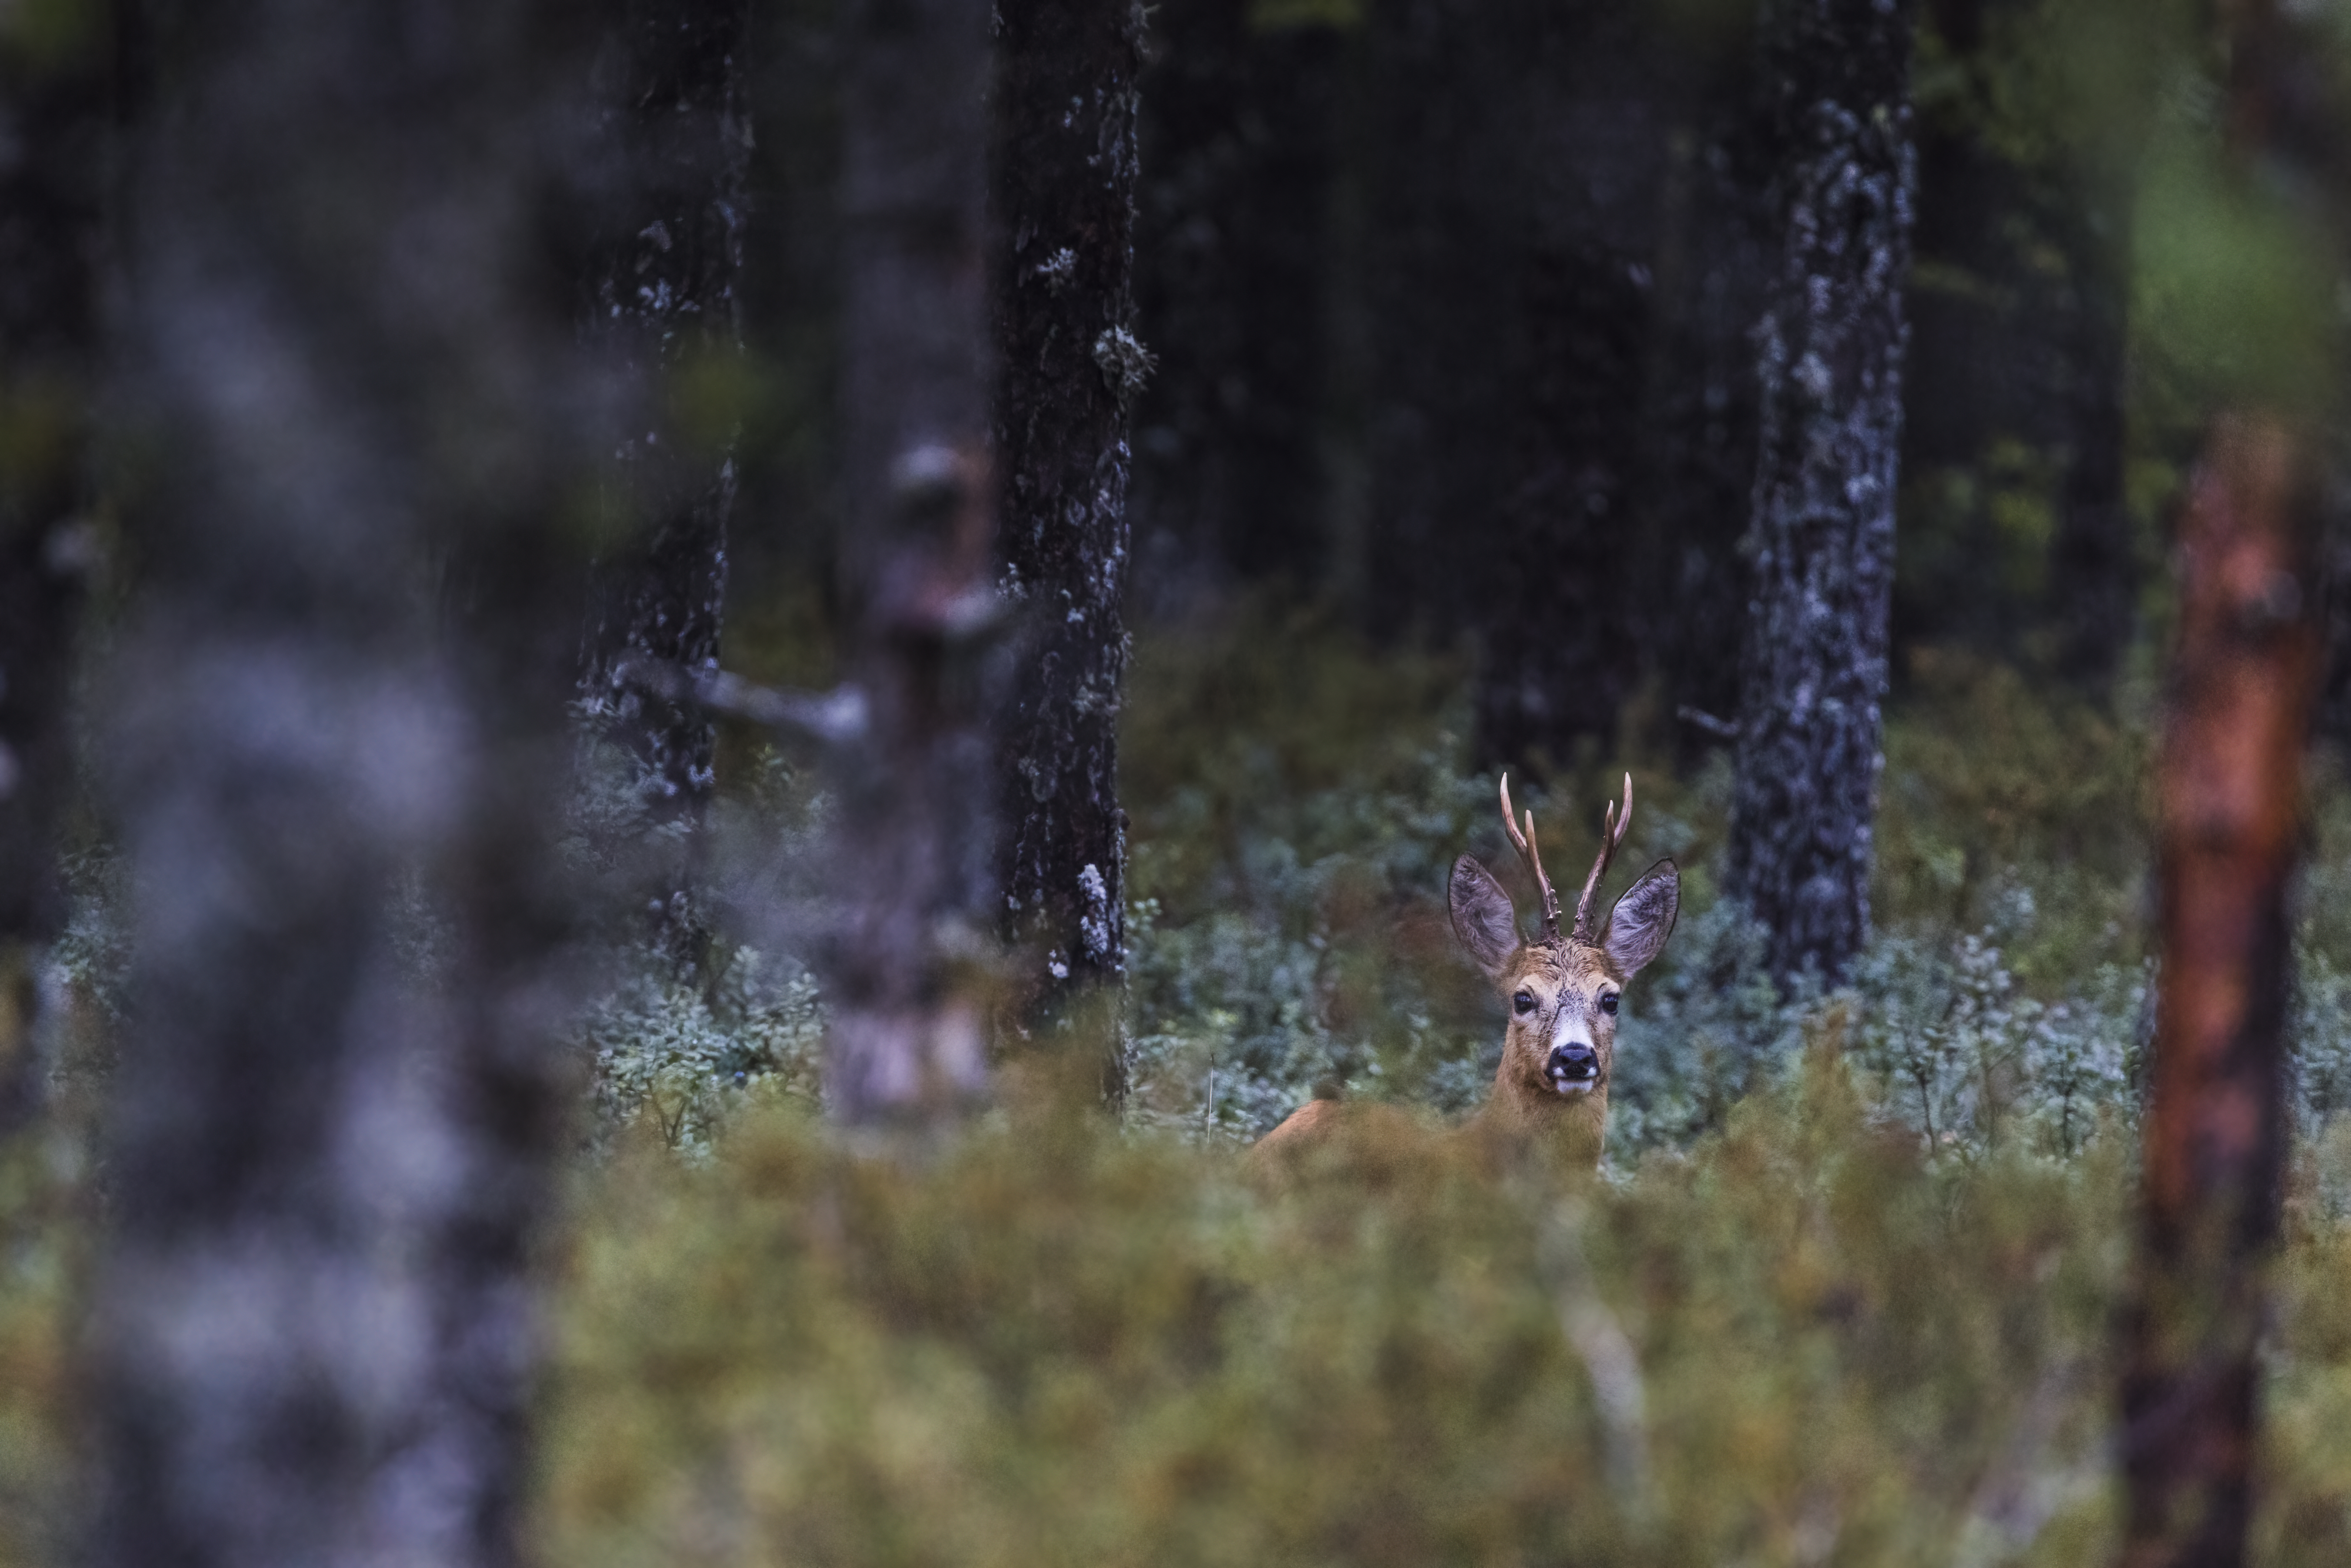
1676,705,1740,740
617,656,868,745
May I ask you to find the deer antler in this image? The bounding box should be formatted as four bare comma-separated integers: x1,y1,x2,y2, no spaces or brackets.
1498,772,1563,942
1571,772,1634,943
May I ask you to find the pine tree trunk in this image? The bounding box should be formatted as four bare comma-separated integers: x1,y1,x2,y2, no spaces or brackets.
991,0,1146,1097
0,16,107,1130
828,0,998,1127
91,4,598,1563
2119,416,2316,1568
577,0,752,973
2120,8,2328,1559
1724,0,1918,986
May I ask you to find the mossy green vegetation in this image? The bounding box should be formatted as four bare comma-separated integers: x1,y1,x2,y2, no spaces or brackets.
533,1045,2351,1566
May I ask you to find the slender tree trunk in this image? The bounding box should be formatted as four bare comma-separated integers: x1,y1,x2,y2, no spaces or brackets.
2119,9,2335,1561
90,4,598,1563
0,12,108,1131
828,0,997,1127
577,0,752,975
1723,0,1919,986
991,0,1146,1098
2118,416,2317,1568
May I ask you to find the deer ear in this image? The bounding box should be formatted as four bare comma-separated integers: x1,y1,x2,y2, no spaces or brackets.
1449,855,1522,980
1603,860,1679,977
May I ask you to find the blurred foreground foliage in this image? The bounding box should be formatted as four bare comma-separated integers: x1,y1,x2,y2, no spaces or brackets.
14,609,2351,1561
534,1047,2351,1566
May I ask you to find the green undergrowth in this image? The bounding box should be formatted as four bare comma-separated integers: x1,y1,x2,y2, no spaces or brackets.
532,1044,2351,1566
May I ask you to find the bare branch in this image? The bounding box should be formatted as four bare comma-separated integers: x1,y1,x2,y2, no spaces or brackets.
1676,705,1739,740
616,656,869,746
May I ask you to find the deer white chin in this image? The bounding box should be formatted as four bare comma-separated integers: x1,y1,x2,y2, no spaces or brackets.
1547,1073,1597,1097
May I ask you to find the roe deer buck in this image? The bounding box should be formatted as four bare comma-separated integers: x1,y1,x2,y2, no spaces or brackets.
1252,773,1679,1171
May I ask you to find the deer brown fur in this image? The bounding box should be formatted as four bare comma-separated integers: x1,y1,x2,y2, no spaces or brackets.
1251,774,1679,1174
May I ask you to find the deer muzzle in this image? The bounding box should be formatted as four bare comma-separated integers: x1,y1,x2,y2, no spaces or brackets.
1546,1041,1599,1094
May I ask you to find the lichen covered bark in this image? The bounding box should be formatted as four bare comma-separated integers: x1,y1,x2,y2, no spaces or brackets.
578,0,750,967
991,0,1146,1094
1725,0,1919,985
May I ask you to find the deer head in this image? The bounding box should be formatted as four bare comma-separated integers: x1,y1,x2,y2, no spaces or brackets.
1448,773,1679,1143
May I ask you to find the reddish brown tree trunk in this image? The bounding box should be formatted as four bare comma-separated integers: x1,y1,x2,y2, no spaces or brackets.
2118,415,2319,1568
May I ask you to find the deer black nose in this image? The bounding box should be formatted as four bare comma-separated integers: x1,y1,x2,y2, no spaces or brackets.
1546,1043,1598,1082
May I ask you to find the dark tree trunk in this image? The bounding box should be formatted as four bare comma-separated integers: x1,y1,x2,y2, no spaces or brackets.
1723,0,1919,987
828,0,997,1126
90,3,598,1563
577,0,752,973
991,0,1146,1096
1129,1,1339,606
0,14,108,1130
2119,416,2316,1568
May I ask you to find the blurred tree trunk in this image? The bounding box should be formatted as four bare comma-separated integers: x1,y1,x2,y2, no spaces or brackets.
0,13,109,1131
2119,417,2317,1568
1128,0,1338,606
90,2,598,1563
990,0,1146,1097
828,0,997,1126
2119,7,2335,1561
577,0,752,976
1723,0,1919,987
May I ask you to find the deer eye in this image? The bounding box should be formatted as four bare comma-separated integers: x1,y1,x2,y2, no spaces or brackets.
1513,990,1537,1016
1599,991,1620,1016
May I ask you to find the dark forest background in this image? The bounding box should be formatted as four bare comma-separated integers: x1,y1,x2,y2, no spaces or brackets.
735,0,2170,753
